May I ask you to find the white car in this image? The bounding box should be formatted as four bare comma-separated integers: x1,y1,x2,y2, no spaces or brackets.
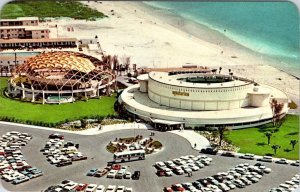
107,170,118,178
124,172,131,179
155,161,166,169
263,167,272,173
116,186,125,192
96,185,105,192
85,184,97,192
275,158,288,164
106,185,117,192
173,158,185,165
124,187,133,192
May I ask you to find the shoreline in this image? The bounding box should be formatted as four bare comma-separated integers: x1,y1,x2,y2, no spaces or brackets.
45,1,300,109
137,2,299,79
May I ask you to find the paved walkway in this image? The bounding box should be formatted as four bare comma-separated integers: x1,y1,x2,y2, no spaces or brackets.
0,121,150,135
170,130,210,151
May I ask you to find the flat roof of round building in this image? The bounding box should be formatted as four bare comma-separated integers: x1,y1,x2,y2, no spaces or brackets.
149,72,253,88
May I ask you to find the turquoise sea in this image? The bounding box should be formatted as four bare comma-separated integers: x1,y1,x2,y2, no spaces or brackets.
144,1,299,77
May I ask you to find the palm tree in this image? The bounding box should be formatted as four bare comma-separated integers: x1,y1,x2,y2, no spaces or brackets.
290,140,298,150
217,125,230,146
264,131,273,145
271,144,281,155
270,99,284,127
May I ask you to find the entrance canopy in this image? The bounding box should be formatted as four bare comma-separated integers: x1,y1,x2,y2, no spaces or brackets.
150,118,183,125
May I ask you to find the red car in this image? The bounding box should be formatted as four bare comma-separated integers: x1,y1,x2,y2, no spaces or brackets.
48,133,64,140
75,183,88,191
172,184,185,191
111,164,121,170
157,170,166,177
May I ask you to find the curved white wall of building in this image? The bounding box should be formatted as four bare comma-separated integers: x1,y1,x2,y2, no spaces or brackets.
148,76,254,111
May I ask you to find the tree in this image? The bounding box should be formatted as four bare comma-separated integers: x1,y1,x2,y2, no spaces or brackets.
217,125,230,146
290,140,298,150
264,131,273,145
271,144,281,155
270,99,284,127
228,69,231,74
219,67,222,74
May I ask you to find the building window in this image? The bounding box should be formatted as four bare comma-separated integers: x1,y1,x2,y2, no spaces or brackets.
41,30,44,33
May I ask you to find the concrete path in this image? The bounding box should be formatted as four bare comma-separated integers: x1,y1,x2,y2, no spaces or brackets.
0,121,150,135
170,130,210,151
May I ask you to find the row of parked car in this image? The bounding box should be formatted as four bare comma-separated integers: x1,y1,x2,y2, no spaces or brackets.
269,174,299,192
155,154,212,177
201,148,299,166
164,162,272,192
45,179,133,192
40,133,87,167
238,153,299,166
87,164,140,180
0,131,43,185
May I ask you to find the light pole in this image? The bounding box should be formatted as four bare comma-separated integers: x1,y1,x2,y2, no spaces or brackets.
133,113,136,137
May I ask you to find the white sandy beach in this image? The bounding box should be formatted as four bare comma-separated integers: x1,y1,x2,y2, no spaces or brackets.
43,1,299,108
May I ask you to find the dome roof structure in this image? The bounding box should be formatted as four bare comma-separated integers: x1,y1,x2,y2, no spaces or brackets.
12,51,115,91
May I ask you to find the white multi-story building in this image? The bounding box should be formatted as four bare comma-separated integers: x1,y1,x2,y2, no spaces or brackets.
0,17,39,26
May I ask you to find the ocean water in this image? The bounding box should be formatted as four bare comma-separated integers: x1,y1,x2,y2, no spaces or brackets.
144,1,299,77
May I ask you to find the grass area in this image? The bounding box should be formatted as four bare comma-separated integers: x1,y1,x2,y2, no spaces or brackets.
149,141,163,149
0,0,106,20
106,144,117,153
226,115,299,160
119,137,135,143
288,100,298,109
0,77,116,124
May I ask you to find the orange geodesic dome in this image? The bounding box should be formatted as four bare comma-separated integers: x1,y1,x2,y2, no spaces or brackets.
11,51,115,91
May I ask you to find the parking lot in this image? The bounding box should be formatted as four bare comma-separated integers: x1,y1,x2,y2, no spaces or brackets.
0,123,298,192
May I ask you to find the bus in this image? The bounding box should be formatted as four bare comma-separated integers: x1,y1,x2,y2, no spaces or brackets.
113,150,145,163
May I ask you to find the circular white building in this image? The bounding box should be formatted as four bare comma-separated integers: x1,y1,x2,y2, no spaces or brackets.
119,71,289,129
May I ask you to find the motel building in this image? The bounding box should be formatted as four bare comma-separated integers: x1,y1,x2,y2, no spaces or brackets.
0,17,39,27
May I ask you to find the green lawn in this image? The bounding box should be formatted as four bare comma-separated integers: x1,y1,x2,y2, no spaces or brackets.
226,115,299,160
0,77,116,124
0,0,106,20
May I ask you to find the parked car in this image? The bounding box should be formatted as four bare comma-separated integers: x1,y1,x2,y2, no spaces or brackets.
75,183,88,191
106,185,117,192
240,153,255,160
221,151,236,157
124,172,131,179
115,170,126,179
95,185,105,192
200,147,218,155
112,164,121,170
87,168,98,176
116,186,125,192
107,170,118,178
95,167,110,177
48,134,64,140
85,184,97,192
291,160,299,166
275,158,288,164
258,156,273,162
56,160,72,167
132,170,140,180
